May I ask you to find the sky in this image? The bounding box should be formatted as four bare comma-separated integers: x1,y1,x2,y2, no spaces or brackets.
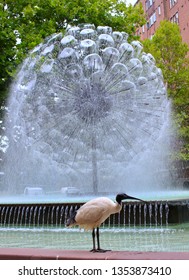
126,0,137,5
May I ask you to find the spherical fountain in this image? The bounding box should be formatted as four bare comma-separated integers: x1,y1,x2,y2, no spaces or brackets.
3,24,171,194
0,24,189,254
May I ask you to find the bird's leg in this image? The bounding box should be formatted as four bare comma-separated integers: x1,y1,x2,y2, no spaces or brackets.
96,227,101,250
90,228,96,252
96,227,111,253
96,227,107,252
90,228,106,253
90,228,111,253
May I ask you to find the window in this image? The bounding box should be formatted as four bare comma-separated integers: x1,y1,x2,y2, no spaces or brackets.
170,12,179,24
170,0,177,8
158,5,161,15
145,1,148,10
153,12,156,22
149,12,156,27
150,16,153,26
142,25,145,33
145,0,153,11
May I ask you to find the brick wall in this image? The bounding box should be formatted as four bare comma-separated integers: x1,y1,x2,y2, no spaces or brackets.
136,0,189,47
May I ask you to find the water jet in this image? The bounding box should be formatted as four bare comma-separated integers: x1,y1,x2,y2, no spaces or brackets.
2,24,172,194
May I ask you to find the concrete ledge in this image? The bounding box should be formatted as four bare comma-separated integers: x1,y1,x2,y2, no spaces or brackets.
0,248,189,260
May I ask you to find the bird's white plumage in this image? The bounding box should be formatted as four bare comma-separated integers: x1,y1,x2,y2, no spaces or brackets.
74,197,122,230
66,193,142,252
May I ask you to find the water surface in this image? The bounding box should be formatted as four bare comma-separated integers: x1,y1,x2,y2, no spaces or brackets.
0,224,189,252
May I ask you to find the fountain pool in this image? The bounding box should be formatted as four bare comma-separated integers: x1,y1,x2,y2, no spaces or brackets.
0,224,189,252
0,193,189,253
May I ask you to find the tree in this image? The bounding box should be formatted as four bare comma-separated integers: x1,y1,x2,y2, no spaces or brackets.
0,3,18,104
142,20,189,160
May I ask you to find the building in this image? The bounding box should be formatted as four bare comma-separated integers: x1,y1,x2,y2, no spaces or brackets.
135,0,189,46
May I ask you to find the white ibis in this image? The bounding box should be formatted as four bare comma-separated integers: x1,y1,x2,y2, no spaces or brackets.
66,193,143,252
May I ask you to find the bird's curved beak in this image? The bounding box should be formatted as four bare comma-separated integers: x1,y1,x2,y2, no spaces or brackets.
125,194,144,202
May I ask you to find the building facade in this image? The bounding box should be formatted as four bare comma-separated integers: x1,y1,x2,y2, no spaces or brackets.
136,0,189,46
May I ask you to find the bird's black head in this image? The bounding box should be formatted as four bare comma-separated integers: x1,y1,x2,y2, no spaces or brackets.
116,193,143,205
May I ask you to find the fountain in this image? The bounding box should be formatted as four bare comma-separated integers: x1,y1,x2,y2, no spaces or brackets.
3,24,172,194
0,24,189,253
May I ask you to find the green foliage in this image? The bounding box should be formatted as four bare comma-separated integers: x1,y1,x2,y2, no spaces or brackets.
0,3,18,103
142,20,189,160
0,0,145,105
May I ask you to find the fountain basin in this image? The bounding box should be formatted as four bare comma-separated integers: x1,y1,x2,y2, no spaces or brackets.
1,192,189,226
0,193,189,254
0,224,189,253
1,248,189,260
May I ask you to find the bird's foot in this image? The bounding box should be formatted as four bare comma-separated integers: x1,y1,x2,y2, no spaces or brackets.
90,248,111,253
